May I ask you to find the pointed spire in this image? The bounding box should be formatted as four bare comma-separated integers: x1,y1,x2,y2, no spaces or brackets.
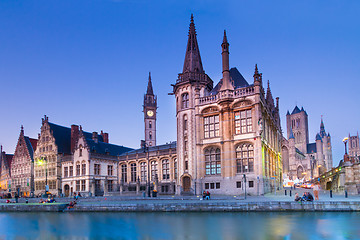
146,72,154,95
266,80,274,108
182,14,204,74
320,117,326,137
220,30,233,91
253,64,261,84
286,110,290,115
20,125,24,134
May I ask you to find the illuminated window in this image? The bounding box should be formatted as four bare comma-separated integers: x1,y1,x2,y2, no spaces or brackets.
162,159,169,180
140,162,147,182
151,161,158,181
236,143,254,173
130,163,137,182
204,148,221,175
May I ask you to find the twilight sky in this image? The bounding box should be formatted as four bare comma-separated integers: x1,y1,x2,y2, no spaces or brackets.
0,0,359,166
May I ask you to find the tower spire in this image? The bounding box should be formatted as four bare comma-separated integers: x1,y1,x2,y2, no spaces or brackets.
320,116,326,137
220,30,234,91
147,72,154,95
182,14,204,74
266,80,274,108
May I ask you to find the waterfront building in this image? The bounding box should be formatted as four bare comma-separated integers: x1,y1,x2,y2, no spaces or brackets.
119,15,283,196
61,125,132,197
0,146,13,195
282,107,333,181
10,126,37,197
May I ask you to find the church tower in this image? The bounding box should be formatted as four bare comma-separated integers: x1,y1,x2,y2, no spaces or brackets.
172,14,213,194
143,72,157,147
286,106,309,154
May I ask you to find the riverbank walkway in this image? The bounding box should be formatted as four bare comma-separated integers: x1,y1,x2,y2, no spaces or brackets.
1,188,359,212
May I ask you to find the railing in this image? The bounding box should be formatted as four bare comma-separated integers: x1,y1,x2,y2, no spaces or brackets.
176,72,211,83
198,86,255,105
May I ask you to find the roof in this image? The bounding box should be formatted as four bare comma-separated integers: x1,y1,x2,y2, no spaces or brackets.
210,67,250,95
120,142,177,156
85,138,133,157
295,148,305,156
307,143,317,154
48,122,104,154
291,106,301,115
24,136,37,159
316,133,322,141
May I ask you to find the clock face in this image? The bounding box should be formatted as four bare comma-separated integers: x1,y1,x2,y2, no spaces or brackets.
147,110,154,117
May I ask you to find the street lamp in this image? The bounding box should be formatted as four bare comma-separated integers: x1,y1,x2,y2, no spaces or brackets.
37,157,48,195
141,141,151,197
343,137,349,154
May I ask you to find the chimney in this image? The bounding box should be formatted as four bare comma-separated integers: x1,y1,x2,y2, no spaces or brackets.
100,130,109,143
71,125,80,153
92,132,98,143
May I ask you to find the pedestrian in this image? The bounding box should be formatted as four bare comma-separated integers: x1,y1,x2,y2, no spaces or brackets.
73,192,77,200
206,191,210,200
313,183,320,200
294,193,302,202
202,191,206,200
15,193,19,203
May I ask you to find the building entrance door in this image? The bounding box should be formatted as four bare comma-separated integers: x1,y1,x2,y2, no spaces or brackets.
182,176,191,192
64,185,70,197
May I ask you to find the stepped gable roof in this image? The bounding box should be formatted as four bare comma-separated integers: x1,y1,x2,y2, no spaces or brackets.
120,142,177,156
210,67,250,95
291,106,301,115
307,143,317,154
48,122,104,154
24,136,37,159
85,138,133,157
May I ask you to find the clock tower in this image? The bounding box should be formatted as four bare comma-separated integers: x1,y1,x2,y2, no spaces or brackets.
143,72,157,147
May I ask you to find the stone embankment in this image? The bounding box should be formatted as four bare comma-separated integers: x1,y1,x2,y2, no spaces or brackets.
1,201,360,212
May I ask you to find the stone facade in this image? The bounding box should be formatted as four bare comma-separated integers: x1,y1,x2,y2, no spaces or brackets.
0,146,13,195
10,126,37,197
61,126,131,197
348,132,360,162
282,107,333,181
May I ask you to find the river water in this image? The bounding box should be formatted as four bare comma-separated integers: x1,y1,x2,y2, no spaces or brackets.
0,212,359,240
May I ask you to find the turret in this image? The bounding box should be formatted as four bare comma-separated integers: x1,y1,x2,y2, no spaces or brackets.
219,30,234,92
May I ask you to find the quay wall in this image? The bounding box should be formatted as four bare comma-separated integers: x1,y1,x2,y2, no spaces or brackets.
1,202,360,212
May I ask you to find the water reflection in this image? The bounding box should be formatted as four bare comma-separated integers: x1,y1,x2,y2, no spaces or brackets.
0,212,359,239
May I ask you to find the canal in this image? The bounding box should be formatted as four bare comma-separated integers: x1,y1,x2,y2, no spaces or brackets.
0,212,359,239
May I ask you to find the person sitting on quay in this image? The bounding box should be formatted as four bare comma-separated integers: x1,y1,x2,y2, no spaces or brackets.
302,192,314,202
205,191,211,200
202,191,206,200
294,193,302,202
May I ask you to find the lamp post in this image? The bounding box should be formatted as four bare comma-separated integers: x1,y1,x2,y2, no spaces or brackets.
343,137,349,162
142,140,151,197
37,157,48,195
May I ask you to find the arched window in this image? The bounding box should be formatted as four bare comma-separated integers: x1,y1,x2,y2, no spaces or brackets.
182,93,189,109
130,163,137,182
140,162,147,182
174,158,178,179
149,121,152,129
81,161,86,175
162,159,169,180
151,161,158,181
236,143,254,173
76,161,81,176
204,147,221,175
149,132,152,140
121,164,127,183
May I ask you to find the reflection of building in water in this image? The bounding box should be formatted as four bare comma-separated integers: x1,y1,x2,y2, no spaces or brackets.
282,107,333,181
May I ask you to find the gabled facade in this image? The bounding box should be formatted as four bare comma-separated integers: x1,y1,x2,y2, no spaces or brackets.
0,146,13,195
11,126,37,197
61,126,132,197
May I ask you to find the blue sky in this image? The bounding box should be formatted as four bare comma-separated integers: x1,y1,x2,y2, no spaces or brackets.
0,0,359,166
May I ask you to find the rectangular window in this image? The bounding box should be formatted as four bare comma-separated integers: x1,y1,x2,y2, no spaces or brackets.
64,167,68,177
76,164,80,176
69,166,73,177
81,180,86,191
108,165,113,176
94,164,101,175
249,181,254,188
204,115,220,138
216,182,220,189
235,109,252,134
121,165,127,183
210,183,215,189
205,183,209,189
108,180,113,192
236,181,242,188
76,180,80,191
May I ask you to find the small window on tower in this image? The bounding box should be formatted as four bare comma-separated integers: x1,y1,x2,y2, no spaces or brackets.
149,132,152,140
149,121,152,129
